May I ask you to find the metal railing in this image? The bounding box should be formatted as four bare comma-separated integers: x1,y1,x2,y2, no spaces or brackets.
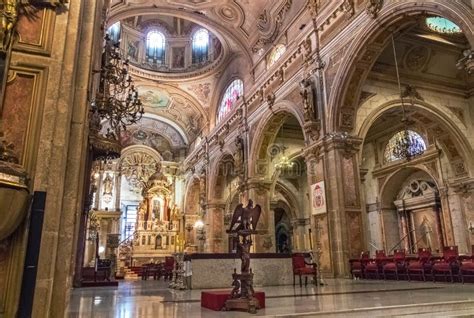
125,50,221,73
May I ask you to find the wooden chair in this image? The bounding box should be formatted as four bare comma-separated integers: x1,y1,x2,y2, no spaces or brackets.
432,246,459,283
407,248,433,281
349,251,370,279
163,256,175,280
291,253,317,286
383,249,408,280
459,245,474,284
364,250,386,279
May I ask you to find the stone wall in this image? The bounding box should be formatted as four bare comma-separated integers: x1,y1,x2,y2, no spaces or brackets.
191,255,294,289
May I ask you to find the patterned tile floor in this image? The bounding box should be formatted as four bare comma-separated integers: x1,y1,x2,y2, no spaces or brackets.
67,278,474,317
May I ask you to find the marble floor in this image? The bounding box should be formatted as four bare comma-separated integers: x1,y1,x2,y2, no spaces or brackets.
67,278,474,317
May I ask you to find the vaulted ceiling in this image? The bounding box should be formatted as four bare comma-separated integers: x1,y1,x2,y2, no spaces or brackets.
107,0,300,150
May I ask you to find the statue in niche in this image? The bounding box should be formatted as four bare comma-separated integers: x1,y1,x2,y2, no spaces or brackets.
420,215,433,249
103,173,114,196
234,136,244,180
155,235,162,249
152,199,161,220
299,78,316,122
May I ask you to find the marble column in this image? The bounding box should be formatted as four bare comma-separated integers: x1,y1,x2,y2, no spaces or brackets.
247,180,274,253
205,202,225,252
114,172,122,211
305,133,365,277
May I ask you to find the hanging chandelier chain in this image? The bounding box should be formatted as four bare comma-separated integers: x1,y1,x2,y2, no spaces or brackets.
391,35,407,122
93,34,144,133
389,35,425,161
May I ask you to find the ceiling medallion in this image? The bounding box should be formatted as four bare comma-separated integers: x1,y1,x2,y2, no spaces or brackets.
404,46,430,72
216,4,239,23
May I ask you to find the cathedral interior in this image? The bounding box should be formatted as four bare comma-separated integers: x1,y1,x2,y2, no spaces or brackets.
1,0,474,317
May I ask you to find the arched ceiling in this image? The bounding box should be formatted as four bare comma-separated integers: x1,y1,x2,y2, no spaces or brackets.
135,82,207,140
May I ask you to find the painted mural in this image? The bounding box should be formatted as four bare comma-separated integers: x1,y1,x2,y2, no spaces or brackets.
137,86,171,108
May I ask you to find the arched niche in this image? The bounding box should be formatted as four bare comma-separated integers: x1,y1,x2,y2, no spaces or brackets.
249,106,306,179
378,168,443,254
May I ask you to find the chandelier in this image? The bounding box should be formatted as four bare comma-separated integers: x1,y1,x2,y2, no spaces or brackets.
274,144,295,169
390,35,424,161
92,34,144,131
391,129,425,160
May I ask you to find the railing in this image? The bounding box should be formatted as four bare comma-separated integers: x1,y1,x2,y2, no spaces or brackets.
125,50,221,74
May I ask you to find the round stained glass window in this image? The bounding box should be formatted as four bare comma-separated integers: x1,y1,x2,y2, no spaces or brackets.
425,17,461,34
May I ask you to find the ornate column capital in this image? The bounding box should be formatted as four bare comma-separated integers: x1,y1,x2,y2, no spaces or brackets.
325,132,362,159
206,202,226,210
247,179,272,193
450,178,474,198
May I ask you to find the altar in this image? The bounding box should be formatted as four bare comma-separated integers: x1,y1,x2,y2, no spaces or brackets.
190,253,293,289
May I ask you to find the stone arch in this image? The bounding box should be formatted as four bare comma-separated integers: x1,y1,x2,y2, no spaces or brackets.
183,176,200,215
248,101,307,178
328,1,473,133
209,152,236,200
380,167,441,210
272,180,300,221
120,145,163,162
356,99,474,178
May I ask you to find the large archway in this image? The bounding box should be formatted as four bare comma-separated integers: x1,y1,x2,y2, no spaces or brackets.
328,1,473,133
249,108,310,252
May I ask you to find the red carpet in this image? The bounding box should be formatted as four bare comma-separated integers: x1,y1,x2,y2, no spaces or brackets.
201,290,265,311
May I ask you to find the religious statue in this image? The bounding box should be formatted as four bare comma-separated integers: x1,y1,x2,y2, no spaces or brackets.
233,136,245,183
152,200,161,220
224,200,262,313
0,0,18,53
103,173,114,196
420,215,433,249
299,78,316,122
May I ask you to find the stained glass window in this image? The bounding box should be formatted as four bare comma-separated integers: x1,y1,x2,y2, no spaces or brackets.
107,22,121,43
384,130,426,163
146,30,166,64
192,28,209,64
426,17,461,34
268,44,286,68
217,79,243,123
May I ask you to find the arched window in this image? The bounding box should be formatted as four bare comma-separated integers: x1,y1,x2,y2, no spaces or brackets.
146,30,166,64
107,22,121,43
425,16,461,34
192,28,209,64
268,44,286,68
384,130,426,163
217,79,243,123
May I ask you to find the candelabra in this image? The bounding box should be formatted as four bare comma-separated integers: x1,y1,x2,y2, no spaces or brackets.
92,34,144,131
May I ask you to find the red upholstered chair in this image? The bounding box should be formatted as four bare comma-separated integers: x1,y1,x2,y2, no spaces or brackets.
163,256,175,280
432,246,459,283
407,248,433,281
383,249,407,280
292,253,317,286
349,251,370,279
364,250,387,280
460,245,474,284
